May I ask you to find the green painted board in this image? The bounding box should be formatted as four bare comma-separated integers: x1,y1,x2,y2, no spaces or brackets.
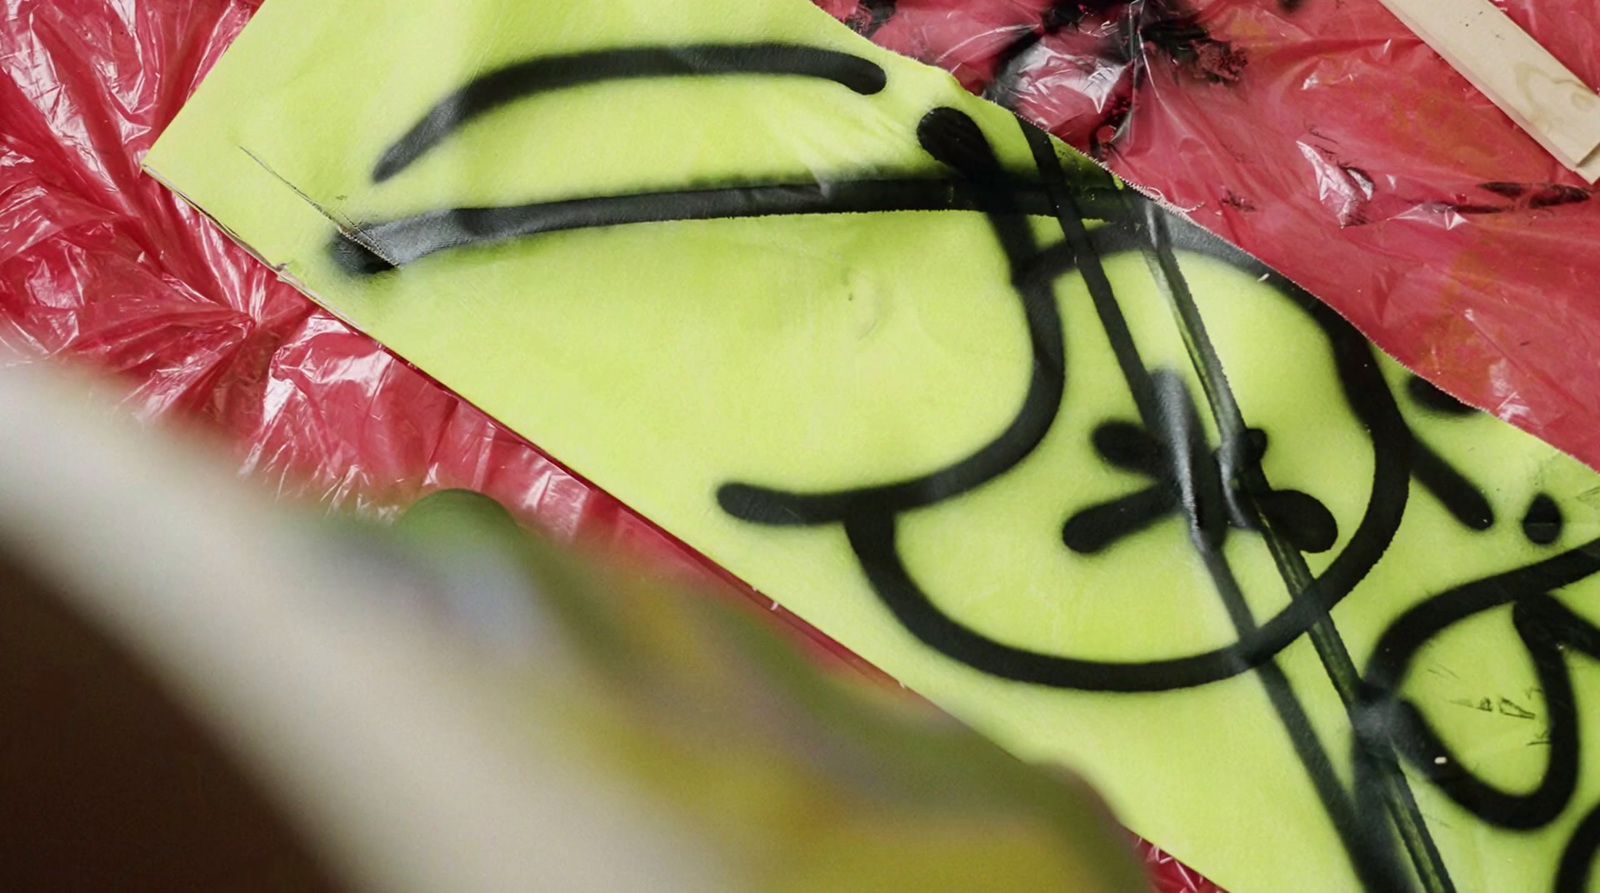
145,1,1600,890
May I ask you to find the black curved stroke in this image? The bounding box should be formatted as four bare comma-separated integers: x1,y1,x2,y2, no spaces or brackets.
373,44,887,182
729,106,1071,526
1557,801,1600,893
1355,542,1600,830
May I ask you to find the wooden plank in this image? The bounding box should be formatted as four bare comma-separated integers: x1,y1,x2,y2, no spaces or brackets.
1376,0,1600,182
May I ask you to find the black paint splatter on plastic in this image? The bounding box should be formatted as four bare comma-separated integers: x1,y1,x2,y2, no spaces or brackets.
982,0,1247,157
842,0,897,38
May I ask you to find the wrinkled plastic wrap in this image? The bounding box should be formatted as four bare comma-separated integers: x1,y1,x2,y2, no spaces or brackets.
6,2,1600,891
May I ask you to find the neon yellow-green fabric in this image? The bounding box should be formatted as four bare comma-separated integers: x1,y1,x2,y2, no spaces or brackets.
145,1,1600,891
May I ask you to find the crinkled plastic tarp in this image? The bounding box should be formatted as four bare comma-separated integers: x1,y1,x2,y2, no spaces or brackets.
6,1,1597,890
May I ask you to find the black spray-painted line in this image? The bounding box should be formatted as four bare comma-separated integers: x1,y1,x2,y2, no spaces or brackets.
331,177,1128,274
1061,418,1342,555
373,44,888,182
1410,439,1495,530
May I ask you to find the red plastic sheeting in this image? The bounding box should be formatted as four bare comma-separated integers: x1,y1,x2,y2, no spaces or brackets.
8,1,1596,889
0,0,704,564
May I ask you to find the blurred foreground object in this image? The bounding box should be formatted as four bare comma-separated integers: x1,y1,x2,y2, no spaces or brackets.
0,360,1147,893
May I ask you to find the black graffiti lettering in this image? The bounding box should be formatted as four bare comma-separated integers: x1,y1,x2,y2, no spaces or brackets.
334,40,1600,892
